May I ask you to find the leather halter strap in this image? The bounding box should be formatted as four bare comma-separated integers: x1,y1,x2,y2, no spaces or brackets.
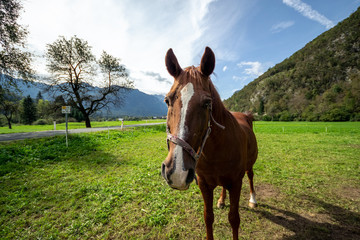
166,106,225,163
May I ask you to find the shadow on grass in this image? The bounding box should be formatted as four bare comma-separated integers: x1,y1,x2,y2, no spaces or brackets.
255,196,360,239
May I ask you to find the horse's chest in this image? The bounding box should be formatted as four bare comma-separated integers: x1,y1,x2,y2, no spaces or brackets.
196,159,245,187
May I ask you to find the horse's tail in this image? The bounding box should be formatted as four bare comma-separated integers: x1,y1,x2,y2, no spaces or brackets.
244,111,254,129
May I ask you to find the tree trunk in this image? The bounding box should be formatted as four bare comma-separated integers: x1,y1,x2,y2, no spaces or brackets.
7,119,12,129
85,115,91,128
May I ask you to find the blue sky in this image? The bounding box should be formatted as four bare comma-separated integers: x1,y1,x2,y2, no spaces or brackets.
21,0,360,99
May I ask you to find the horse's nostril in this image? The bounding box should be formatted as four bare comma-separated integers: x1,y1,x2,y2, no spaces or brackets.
186,168,195,184
161,163,166,179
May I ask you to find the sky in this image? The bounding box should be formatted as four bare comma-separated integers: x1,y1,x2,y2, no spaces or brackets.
20,0,360,99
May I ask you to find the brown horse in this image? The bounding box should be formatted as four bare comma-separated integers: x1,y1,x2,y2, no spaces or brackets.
161,47,258,240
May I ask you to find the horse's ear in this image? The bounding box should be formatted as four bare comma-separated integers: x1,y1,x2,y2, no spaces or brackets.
200,47,215,77
165,48,182,78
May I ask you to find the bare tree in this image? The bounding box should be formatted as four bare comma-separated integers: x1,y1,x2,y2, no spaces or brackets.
45,36,133,128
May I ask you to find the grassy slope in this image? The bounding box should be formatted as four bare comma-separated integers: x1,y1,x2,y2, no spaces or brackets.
0,122,359,239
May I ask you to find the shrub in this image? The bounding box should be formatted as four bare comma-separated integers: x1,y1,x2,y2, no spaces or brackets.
68,117,77,122
34,119,49,125
279,111,293,121
262,115,272,121
350,113,360,121
320,108,351,121
54,118,65,124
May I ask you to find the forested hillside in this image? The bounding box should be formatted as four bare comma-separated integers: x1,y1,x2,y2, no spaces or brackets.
224,7,360,121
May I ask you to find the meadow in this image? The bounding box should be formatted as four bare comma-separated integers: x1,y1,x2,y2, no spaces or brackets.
0,119,166,134
0,122,359,239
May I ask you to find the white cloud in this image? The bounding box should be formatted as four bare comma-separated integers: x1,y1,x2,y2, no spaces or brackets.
232,75,248,82
223,66,228,72
271,21,294,33
282,0,335,29
20,0,217,95
237,61,264,77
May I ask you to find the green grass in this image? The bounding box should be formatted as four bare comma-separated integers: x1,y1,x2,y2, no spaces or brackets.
0,122,359,239
0,119,166,134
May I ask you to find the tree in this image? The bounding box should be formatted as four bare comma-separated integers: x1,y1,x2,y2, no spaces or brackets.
45,36,133,128
50,95,67,120
0,99,17,129
36,91,43,102
21,95,36,124
0,89,19,129
37,99,51,119
258,97,264,115
0,0,34,88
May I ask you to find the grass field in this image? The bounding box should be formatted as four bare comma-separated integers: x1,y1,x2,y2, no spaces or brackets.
0,119,166,134
0,122,359,239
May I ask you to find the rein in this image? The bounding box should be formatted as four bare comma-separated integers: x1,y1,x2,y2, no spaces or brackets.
166,105,225,164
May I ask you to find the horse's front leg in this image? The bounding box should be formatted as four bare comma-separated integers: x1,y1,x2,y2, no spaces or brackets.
198,178,215,240
228,177,243,240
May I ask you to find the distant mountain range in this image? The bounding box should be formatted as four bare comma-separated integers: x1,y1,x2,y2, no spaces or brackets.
13,79,168,118
224,7,360,121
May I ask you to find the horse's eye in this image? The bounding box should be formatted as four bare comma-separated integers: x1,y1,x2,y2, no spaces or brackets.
164,97,170,106
203,99,212,109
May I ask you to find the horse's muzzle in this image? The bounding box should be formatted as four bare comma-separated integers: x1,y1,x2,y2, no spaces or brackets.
161,162,195,190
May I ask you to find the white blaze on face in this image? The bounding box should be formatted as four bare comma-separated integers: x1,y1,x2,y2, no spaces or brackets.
170,82,194,189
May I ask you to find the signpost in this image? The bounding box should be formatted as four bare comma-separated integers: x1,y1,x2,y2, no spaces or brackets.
62,106,71,147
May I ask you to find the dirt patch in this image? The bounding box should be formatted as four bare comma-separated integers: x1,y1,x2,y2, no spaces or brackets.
335,185,360,201
300,212,334,224
255,183,283,201
348,144,360,149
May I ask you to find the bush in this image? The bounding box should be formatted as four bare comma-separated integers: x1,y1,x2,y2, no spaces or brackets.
306,114,319,122
279,111,293,121
68,117,77,122
0,117,5,127
350,113,360,121
320,108,351,121
34,119,49,125
54,118,65,124
262,115,272,121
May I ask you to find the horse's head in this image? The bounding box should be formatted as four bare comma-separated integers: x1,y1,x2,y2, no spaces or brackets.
161,47,215,190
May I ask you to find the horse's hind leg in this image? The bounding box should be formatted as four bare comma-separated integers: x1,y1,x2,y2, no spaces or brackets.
217,187,226,209
247,168,257,208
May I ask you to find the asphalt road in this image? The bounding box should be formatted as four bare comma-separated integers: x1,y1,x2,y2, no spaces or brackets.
0,122,166,142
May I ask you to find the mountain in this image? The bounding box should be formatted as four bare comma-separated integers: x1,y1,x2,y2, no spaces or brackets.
13,79,167,118
224,7,360,121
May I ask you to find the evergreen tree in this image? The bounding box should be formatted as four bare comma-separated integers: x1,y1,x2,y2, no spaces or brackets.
258,98,264,115
36,91,43,102
21,95,36,124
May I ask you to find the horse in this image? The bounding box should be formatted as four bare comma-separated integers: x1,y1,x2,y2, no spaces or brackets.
161,47,258,240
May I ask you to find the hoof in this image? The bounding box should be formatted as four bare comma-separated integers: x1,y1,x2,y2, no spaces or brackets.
248,202,257,209
217,201,225,209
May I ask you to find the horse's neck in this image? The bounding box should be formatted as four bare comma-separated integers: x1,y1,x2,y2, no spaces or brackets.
207,82,236,144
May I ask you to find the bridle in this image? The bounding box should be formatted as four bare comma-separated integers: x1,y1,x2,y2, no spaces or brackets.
166,104,225,164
